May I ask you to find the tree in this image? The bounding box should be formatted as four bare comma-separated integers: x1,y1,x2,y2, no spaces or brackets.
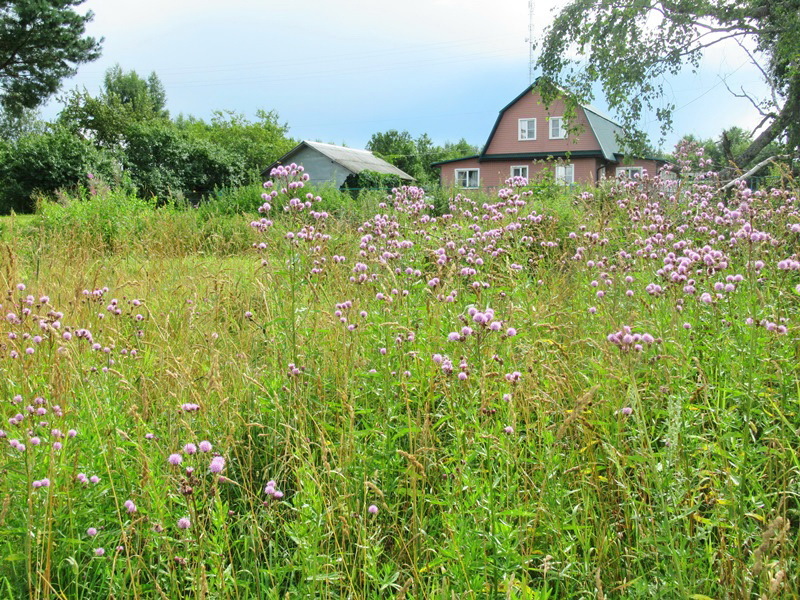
367,130,479,185
121,121,246,199
674,126,783,173
536,0,800,173
176,109,295,180
59,65,169,147
0,125,112,213
0,0,102,116
367,130,419,179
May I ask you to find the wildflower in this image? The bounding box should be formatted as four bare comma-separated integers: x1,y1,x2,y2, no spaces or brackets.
209,456,225,473
368,504,379,515
94,548,105,556
87,527,98,536
177,517,191,530
198,440,212,453
503,426,514,434
620,407,633,416
184,443,197,455
123,500,136,514
168,453,182,466
90,475,100,484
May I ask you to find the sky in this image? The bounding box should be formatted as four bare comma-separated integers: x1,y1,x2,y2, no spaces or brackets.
40,0,771,153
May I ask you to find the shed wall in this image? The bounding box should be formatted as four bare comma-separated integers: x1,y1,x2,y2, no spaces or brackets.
287,147,354,187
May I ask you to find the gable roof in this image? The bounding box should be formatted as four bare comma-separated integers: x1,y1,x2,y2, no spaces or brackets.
479,84,625,162
264,141,414,180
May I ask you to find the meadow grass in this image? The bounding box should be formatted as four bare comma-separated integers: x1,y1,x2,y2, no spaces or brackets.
0,159,798,599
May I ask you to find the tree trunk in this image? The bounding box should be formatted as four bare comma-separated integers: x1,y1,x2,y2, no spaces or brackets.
724,89,799,178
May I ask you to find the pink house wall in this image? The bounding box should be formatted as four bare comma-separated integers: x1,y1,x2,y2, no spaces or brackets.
484,95,602,155
438,157,604,189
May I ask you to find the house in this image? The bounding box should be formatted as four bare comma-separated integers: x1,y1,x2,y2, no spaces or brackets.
263,141,414,187
432,84,666,189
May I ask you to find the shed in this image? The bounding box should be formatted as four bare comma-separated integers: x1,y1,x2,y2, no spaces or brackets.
263,141,414,186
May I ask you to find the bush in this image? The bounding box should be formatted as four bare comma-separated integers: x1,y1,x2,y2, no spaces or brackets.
122,122,247,200
0,127,114,214
340,170,405,196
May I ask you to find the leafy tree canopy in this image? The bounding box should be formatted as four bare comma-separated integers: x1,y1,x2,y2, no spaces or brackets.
536,0,800,172
59,65,169,147
675,125,783,173
367,129,479,185
0,0,101,116
175,109,295,179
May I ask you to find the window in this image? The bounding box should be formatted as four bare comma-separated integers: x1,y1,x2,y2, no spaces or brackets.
549,116,566,139
455,168,480,188
511,165,528,179
518,118,536,140
616,166,644,179
555,164,574,185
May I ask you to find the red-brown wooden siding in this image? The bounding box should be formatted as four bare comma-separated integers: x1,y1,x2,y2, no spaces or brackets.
438,158,603,188
484,96,602,155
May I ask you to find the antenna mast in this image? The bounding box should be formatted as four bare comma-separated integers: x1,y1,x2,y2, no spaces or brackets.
528,0,535,83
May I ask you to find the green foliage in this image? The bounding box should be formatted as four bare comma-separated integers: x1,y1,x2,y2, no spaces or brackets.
0,106,45,141
367,129,478,185
176,109,295,180
0,126,113,214
121,121,246,200
367,129,418,178
0,0,101,116
341,169,404,194
59,65,170,148
1,174,799,596
674,126,785,174
536,0,800,168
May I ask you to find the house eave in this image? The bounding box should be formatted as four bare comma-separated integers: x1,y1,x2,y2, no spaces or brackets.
431,154,481,167
479,151,604,161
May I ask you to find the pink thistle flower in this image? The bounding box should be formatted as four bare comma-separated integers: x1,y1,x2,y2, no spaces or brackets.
177,517,191,530
209,456,225,473
168,453,182,466
368,504,379,515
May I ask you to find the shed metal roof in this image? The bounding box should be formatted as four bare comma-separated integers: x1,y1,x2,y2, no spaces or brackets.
264,141,414,180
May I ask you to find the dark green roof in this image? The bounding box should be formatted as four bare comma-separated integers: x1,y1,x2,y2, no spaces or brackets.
430,154,480,167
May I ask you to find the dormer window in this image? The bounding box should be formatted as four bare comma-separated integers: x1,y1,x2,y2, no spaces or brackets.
518,118,536,140
549,117,566,139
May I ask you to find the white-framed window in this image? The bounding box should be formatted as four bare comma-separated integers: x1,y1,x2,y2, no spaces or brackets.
616,166,644,179
549,116,566,139
555,164,575,185
518,118,536,140
455,168,480,188
511,165,528,179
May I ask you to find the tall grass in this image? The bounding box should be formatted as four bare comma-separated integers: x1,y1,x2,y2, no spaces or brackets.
0,164,798,598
